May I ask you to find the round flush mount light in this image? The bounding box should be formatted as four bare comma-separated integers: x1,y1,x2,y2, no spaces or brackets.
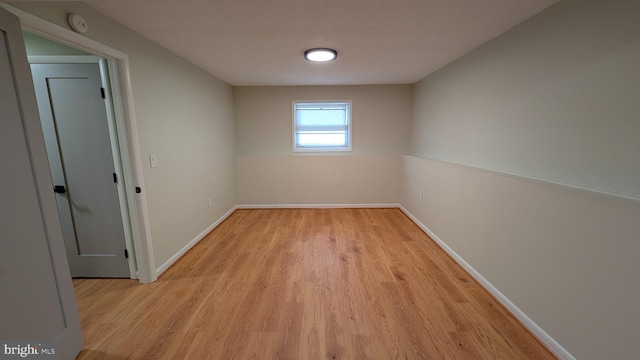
304,48,337,62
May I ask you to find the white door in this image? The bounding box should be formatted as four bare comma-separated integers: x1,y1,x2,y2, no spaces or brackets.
0,7,83,359
30,62,130,278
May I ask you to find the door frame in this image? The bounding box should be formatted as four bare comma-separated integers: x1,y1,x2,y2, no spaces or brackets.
30,55,137,278
2,3,157,283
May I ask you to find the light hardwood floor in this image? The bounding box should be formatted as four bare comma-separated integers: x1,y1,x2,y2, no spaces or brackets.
73,208,555,359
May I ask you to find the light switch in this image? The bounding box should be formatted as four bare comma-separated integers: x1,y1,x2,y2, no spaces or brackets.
149,154,158,168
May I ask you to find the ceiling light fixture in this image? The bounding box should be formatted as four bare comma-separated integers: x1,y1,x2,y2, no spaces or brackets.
304,48,337,62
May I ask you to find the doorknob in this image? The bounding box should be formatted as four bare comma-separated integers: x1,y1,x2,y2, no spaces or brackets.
53,185,66,194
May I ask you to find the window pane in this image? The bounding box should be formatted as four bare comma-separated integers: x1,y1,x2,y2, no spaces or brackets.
298,132,346,147
296,108,347,128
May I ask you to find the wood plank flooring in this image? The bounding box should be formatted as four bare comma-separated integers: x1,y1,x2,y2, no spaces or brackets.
73,208,555,359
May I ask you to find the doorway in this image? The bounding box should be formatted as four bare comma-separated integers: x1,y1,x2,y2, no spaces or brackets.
13,21,158,282
1,2,156,283
30,57,132,278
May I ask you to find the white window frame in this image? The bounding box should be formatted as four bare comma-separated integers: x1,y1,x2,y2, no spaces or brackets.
292,100,352,152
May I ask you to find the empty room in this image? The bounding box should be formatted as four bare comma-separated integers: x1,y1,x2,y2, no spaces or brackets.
1,0,639,359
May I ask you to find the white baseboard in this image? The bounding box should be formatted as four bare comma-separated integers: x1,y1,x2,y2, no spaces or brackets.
236,203,400,209
156,206,237,277
398,205,575,360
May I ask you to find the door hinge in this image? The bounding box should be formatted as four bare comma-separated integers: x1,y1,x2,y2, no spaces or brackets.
100,87,106,99
124,249,129,259
113,172,118,184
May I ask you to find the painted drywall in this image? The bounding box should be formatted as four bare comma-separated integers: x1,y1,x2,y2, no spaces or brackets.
237,154,400,205
235,85,412,155
235,85,411,205
23,31,88,55
407,0,640,358
401,156,640,360
411,0,640,200
11,2,237,268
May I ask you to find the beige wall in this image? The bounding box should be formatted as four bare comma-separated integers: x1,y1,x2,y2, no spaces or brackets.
411,0,640,200
234,85,411,205
407,0,640,358
237,154,400,205
400,156,640,360
12,2,237,269
235,85,412,155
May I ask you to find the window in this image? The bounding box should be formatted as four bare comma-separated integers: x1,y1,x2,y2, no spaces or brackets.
292,101,352,152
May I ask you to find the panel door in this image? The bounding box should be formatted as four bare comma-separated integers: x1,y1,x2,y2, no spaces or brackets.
31,62,130,278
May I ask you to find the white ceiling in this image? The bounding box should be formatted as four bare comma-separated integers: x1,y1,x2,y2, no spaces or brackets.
80,0,558,86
